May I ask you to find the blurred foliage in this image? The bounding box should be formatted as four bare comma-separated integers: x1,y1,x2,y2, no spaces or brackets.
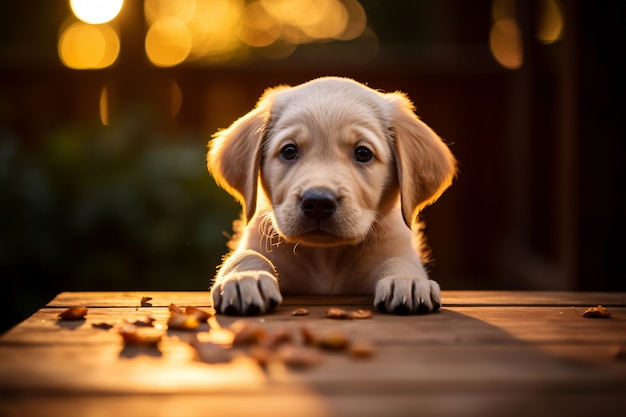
0,108,240,331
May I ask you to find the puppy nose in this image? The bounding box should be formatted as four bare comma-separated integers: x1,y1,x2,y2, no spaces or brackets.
301,189,337,221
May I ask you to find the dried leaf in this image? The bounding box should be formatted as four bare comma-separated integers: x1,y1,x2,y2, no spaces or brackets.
248,345,273,367
168,303,184,315
185,306,213,322
325,307,349,319
230,321,266,345
291,308,309,316
140,296,153,306
58,307,88,320
91,322,114,330
167,314,200,331
190,340,232,363
582,305,612,318
349,309,373,319
125,314,156,327
349,340,375,358
276,345,323,369
300,326,317,346
318,331,350,351
260,328,293,348
118,324,162,346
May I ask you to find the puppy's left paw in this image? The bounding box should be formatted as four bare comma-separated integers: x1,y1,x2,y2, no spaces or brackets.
374,277,441,314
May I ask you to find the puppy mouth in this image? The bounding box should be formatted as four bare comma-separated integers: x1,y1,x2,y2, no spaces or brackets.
291,226,361,246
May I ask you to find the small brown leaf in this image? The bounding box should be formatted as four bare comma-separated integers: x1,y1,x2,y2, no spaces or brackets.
248,345,273,367
140,296,153,306
190,340,232,363
318,331,350,351
91,322,114,330
230,321,266,345
300,326,317,346
118,324,162,346
260,328,293,348
276,345,323,369
291,308,309,316
582,305,611,318
58,307,88,320
185,306,213,322
325,307,349,319
349,309,373,319
125,314,156,327
167,314,200,331
168,303,184,315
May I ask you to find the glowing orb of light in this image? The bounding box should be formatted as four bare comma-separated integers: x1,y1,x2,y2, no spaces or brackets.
70,0,124,24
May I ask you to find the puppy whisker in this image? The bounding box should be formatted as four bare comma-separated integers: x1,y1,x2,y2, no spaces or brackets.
258,213,283,253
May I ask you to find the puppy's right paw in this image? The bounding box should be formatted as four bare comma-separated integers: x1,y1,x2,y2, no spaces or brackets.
211,270,282,315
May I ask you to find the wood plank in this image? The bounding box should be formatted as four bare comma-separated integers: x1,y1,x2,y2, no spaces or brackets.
0,339,622,395
2,292,624,417
441,291,626,306
1,391,624,417
4,306,625,347
46,291,626,308
0,306,623,395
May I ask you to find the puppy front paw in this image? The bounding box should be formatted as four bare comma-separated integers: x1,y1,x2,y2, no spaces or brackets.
374,277,441,315
211,270,283,315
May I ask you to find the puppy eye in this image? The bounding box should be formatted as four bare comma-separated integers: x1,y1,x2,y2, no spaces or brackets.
354,146,373,163
280,144,299,161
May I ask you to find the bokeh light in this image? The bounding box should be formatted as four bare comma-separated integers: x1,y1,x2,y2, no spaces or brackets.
70,0,124,24
489,0,523,70
490,18,523,69
170,80,183,119
145,18,192,67
240,2,281,47
59,21,120,69
336,0,367,41
143,0,369,65
99,85,109,125
536,0,564,44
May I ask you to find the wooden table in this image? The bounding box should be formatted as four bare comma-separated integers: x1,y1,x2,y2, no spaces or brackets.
0,291,624,417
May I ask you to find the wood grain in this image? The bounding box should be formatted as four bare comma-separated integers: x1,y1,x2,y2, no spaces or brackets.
1,292,624,417
46,290,626,308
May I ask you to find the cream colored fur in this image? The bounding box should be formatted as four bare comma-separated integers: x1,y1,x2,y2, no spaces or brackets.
207,77,456,315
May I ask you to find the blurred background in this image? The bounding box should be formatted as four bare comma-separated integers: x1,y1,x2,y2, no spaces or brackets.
0,0,623,332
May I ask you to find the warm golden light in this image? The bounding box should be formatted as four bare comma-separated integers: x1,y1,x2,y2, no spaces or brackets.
260,0,348,41
186,0,244,60
144,0,371,65
144,0,196,25
336,0,367,41
490,18,523,69
59,21,120,69
240,1,281,47
536,0,564,44
145,18,192,67
490,0,523,70
99,86,109,125
70,0,124,24
170,80,183,119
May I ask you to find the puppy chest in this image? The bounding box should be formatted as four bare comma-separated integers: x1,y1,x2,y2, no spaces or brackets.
271,250,373,295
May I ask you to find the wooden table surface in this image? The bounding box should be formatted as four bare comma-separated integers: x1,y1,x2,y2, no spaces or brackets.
0,291,624,417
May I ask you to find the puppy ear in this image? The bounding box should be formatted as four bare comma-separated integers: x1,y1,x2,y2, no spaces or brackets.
207,88,281,222
386,93,457,227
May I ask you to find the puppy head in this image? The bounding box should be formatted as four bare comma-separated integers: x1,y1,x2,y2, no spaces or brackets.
208,77,456,246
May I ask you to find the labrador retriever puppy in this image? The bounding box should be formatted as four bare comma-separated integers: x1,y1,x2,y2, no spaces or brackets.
207,77,456,315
